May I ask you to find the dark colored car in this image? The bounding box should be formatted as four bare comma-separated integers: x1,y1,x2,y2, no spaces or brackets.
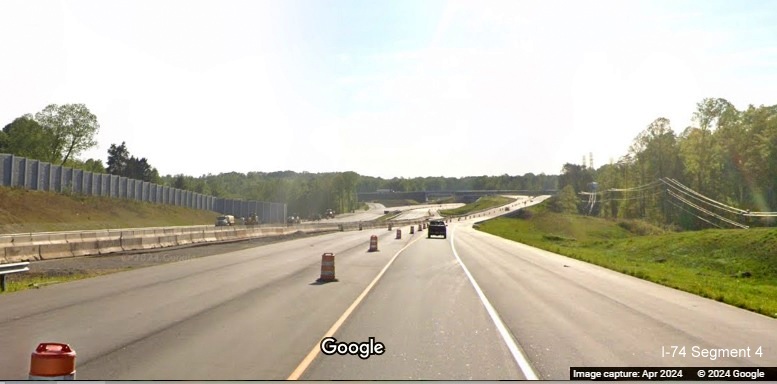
428,220,447,239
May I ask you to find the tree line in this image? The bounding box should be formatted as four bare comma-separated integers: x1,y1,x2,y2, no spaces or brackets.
0,104,104,172
557,97,777,229
2,103,558,218
1,104,163,184
160,172,558,218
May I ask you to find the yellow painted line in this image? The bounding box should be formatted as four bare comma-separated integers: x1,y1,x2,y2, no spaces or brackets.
287,233,424,380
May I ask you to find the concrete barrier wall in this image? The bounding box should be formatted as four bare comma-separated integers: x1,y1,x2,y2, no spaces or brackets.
0,236,12,263
120,230,145,252
190,229,205,244
97,231,123,254
39,233,73,260
0,218,395,263
71,233,99,257
3,234,41,262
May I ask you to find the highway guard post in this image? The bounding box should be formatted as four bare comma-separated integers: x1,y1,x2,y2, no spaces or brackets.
368,235,378,252
317,253,337,282
29,343,76,380
1,261,30,292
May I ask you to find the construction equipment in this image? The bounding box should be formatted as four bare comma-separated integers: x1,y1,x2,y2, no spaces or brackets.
246,213,260,226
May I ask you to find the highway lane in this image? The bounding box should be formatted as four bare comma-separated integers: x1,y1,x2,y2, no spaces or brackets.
329,202,463,223
0,227,417,379
390,203,463,221
451,219,777,378
300,226,526,380
324,202,387,223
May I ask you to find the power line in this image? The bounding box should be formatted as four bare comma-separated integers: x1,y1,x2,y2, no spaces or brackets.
666,189,748,229
666,199,722,229
597,190,665,203
660,179,743,216
661,178,777,216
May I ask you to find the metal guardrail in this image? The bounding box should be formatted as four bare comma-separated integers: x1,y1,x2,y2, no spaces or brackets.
0,261,30,291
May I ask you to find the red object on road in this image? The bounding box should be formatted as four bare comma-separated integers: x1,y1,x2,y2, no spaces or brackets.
29,342,76,380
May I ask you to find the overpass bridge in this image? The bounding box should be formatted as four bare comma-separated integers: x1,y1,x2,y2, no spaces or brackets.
357,189,557,203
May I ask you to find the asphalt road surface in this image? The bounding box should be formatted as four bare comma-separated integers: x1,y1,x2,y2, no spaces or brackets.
323,202,387,223
326,202,464,223
1,197,775,379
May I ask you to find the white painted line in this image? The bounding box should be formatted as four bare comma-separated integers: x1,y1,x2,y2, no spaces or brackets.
287,234,425,380
450,227,540,380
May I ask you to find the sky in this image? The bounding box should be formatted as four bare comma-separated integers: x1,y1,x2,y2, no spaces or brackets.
1,0,776,179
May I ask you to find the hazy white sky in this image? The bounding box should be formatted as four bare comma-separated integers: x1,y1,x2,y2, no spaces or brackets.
1,0,775,178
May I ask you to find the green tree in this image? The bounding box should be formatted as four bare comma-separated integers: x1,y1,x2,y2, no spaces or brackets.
549,185,578,213
0,115,56,160
627,118,682,221
83,158,106,173
107,142,130,175
173,174,192,190
107,142,161,183
558,163,593,193
34,104,100,165
126,157,160,183
64,158,106,173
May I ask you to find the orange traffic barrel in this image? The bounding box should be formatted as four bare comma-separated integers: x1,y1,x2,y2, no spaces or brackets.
29,342,76,380
396,229,401,239
368,235,378,252
318,253,337,282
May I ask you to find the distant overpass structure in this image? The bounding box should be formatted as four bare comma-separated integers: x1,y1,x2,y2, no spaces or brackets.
358,189,558,203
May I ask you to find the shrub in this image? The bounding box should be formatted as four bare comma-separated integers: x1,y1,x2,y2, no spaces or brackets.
617,220,665,236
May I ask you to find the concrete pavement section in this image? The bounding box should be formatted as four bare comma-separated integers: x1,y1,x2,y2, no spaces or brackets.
0,227,417,380
452,223,777,379
300,231,525,380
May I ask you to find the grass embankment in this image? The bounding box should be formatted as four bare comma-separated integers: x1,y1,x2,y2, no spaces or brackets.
477,202,777,318
3,269,130,293
0,186,219,234
440,195,514,216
